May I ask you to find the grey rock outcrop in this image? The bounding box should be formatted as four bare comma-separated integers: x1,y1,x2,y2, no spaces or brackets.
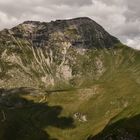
0,17,120,49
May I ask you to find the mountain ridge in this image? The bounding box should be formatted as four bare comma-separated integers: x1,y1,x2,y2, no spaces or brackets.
0,17,120,49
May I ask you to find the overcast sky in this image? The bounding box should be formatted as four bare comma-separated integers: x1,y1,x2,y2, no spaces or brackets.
0,0,140,49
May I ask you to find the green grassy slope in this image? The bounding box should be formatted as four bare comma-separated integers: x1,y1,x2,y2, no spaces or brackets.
0,44,140,140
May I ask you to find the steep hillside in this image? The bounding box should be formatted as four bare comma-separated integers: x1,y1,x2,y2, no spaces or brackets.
0,17,140,140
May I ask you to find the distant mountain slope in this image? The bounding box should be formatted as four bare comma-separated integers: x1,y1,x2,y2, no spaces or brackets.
0,17,119,48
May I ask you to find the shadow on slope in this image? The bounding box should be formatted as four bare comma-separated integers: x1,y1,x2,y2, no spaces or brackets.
0,87,74,140
87,114,140,140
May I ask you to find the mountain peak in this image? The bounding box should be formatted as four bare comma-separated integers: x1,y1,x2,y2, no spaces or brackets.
22,20,41,25
22,17,93,24
0,17,120,48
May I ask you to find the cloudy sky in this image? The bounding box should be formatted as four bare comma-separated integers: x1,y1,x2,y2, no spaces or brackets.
0,0,140,49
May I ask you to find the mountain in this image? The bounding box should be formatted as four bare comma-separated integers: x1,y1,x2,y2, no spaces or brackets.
0,17,119,48
0,17,140,140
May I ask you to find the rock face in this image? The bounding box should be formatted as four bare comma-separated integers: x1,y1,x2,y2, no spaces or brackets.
0,17,119,48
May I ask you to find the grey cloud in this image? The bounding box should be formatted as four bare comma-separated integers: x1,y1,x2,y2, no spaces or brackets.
47,0,93,6
0,0,92,21
125,1,140,21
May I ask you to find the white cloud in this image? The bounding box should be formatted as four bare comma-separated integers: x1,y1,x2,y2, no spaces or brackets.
126,37,140,50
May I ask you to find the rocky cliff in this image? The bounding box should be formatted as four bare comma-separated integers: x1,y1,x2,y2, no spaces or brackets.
0,17,119,49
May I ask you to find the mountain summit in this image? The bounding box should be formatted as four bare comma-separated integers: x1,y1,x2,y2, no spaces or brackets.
0,17,119,48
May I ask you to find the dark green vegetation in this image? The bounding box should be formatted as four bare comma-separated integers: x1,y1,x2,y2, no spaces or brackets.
0,17,140,140
0,88,74,140
88,114,140,140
